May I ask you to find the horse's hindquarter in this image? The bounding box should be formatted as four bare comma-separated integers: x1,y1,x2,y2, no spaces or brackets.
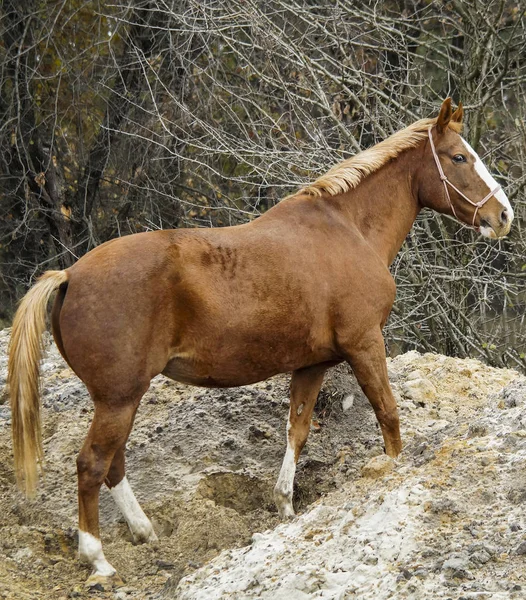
55,232,182,394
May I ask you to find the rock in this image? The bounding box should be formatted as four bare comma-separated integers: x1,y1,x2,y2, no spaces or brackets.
342,395,354,411
406,369,424,380
467,543,495,558
470,550,491,564
365,444,385,459
160,565,186,595
428,498,459,516
13,547,33,561
248,424,272,440
361,455,395,478
515,541,526,555
411,442,428,456
467,422,488,438
402,378,437,402
507,488,526,505
156,559,176,570
442,554,474,580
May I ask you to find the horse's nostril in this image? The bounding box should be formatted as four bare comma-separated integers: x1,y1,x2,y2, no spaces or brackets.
501,209,508,224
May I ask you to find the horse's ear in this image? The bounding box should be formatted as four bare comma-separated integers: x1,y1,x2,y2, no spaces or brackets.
451,101,463,123
436,98,453,134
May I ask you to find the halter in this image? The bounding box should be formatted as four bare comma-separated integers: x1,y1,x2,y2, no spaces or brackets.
427,127,501,228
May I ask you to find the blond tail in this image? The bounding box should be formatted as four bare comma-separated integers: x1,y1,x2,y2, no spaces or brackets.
8,270,69,497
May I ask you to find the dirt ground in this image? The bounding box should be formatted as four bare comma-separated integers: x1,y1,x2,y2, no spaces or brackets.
0,329,382,600
175,352,526,600
1,329,523,599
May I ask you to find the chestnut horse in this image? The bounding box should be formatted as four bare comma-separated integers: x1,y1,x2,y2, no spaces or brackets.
8,99,513,588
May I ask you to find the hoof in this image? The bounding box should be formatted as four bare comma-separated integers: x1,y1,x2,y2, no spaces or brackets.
132,528,159,546
85,572,125,591
278,504,296,520
274,491,296,520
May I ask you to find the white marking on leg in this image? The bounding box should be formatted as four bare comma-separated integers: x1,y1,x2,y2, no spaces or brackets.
78,530,116,576
109,476,157,543
461,137,514,218
274,420,297,518
276,446,296,499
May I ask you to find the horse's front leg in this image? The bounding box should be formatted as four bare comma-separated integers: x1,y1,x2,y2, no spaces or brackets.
343,328,402,457
274,364,327,518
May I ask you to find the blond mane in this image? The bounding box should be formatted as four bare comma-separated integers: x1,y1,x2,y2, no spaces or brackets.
297,117,462,198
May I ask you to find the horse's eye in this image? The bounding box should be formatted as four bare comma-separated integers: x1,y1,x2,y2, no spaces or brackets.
452,154,466,163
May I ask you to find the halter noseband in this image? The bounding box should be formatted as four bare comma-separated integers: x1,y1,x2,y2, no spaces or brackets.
427,127,501,228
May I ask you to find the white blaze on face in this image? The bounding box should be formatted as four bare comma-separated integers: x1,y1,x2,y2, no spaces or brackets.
461,137,514,226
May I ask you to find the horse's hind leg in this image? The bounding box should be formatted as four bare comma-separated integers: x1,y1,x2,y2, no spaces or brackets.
106,444,158,544
274,364,327,518
77,393,145,589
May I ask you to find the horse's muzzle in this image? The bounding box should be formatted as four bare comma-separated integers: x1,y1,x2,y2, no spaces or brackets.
479,209,512,239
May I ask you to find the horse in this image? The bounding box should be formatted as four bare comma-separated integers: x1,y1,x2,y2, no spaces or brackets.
8,98,513,589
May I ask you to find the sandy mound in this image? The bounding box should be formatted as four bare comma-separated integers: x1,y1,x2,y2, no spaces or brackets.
0,330,524,599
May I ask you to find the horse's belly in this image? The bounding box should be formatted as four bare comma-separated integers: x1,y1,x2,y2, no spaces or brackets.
162,357,276,387
162,339,335,388
165,279,337,387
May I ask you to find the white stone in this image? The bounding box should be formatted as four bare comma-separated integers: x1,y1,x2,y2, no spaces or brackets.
342,395,354,411
402,378,437,402
361,455,395,479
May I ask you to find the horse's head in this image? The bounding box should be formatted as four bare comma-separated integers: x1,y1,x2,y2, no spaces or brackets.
419,98,513,238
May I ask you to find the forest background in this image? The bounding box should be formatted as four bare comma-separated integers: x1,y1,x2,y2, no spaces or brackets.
1,0,525,369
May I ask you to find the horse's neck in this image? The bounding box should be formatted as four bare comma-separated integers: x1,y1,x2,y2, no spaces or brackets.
337,147,422,266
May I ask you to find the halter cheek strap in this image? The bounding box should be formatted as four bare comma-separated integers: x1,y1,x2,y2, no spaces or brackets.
427,127,501,228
